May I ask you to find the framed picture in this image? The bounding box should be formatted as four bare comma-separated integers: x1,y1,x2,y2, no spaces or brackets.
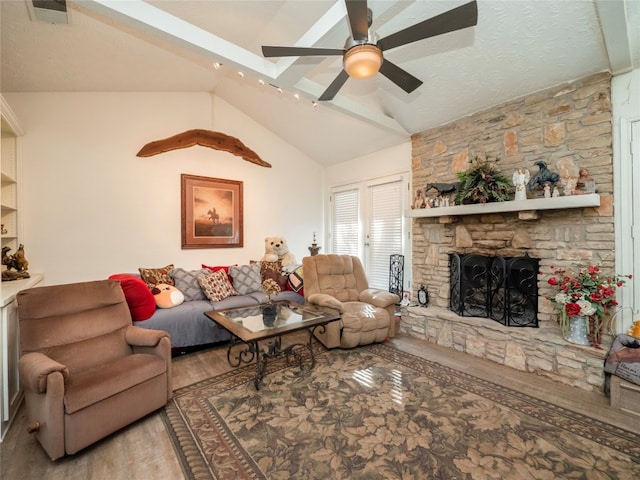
181,174,243,249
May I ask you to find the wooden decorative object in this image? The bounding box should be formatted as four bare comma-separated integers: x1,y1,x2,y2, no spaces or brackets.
137,129,271,168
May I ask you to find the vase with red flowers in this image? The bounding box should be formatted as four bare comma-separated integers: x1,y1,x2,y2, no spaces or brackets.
546,264,631,348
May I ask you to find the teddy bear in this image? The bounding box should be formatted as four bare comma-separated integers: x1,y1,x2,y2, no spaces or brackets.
261,236,296,268
151,283,185,309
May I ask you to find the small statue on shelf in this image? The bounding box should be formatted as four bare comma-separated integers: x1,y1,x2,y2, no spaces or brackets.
308,232,321,256
512,168,530,201
1,244,30,281
575,168,596,194
412,189,426,209
528,161,560,196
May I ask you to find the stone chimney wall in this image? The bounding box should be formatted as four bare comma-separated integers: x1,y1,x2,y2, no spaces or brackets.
410,72,614,327
403,73,614,391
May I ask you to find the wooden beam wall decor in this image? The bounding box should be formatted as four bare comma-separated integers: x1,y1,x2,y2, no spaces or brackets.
136,129,271,168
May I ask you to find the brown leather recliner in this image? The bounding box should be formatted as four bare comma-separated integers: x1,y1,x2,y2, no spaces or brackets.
303,254,399,348
17,280,172,460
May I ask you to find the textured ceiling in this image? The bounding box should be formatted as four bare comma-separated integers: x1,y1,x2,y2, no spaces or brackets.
1,0,638,165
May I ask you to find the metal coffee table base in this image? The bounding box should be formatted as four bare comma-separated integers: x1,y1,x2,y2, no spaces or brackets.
226,325,326,389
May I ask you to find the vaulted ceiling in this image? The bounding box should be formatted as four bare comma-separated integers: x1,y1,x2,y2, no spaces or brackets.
1,1,638,165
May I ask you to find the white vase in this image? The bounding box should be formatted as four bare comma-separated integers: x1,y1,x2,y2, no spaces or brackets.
564,315,590,345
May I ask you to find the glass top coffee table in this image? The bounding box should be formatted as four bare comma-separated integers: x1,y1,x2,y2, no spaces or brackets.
205,302,340,389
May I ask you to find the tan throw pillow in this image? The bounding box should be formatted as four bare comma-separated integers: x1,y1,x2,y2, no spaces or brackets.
198,269,237,302
139,264,175,288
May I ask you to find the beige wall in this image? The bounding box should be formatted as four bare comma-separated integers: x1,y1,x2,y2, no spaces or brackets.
5,92,323,285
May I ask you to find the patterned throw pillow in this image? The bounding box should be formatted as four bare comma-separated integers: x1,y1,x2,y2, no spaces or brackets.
287,265,304,294
139,264,175,288
202,264,234,283
197,270,237,302
257,260,288,291
170,268,208,301
229,263,262,295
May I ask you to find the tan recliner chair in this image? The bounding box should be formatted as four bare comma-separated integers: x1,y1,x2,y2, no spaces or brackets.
303,254,399,348
17,280,172,460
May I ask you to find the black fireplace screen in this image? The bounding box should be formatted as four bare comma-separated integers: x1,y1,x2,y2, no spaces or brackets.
449,253,539,327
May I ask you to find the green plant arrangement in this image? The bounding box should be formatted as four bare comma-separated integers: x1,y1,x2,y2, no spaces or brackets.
454,154,514,205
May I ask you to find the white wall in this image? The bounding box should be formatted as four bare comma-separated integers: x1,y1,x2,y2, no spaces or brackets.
324,142,411,188
5,92,323,285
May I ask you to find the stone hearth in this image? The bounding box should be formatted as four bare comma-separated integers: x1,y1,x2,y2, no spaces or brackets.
399,306,607,392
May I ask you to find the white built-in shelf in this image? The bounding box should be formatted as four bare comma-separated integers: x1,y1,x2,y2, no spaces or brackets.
406,193,601,219
1,273,44,307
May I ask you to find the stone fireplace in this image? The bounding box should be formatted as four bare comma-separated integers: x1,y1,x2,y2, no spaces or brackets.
401,72,614,392
449,253,539,327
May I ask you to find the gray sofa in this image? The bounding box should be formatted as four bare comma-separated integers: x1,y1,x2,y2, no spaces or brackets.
133,289,304,350
119,264,305,351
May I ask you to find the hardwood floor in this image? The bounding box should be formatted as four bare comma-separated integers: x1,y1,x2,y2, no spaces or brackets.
1,333,638,479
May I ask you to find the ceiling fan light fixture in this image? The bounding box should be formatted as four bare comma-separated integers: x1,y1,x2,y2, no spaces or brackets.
343,44,382,79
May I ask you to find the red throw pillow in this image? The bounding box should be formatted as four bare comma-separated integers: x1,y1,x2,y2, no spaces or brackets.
109,274,156,321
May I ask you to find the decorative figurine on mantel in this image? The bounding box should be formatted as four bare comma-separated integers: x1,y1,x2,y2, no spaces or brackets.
308,232,321,256
425,182,458,207
2,244,30,281
575,168,596,194
527,161,560,196
412,189,426,209
512,168,530,201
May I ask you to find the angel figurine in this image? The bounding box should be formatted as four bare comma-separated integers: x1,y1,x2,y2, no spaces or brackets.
512,168,530,201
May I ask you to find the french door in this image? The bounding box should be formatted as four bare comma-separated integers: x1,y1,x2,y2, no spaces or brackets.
329,174,409,292
628,121,640,327
615,118,639,332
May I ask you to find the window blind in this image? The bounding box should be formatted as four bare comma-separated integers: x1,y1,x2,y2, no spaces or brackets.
330,188,359,256
366,180,403,290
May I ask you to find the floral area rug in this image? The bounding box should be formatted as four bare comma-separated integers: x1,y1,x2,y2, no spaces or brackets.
161,343,640,480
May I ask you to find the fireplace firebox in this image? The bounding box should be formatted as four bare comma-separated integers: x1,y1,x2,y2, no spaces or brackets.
449,253,539,327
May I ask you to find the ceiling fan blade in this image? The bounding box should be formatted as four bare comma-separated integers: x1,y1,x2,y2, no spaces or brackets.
377,0,478,52
345,0,369,41
319,70,350,101
262,46,345,57
379,59,423,94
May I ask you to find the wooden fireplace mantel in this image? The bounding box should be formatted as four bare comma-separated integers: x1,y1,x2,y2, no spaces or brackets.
405,193,601,221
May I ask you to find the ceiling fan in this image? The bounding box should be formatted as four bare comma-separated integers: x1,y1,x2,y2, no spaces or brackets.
261,0,478,101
